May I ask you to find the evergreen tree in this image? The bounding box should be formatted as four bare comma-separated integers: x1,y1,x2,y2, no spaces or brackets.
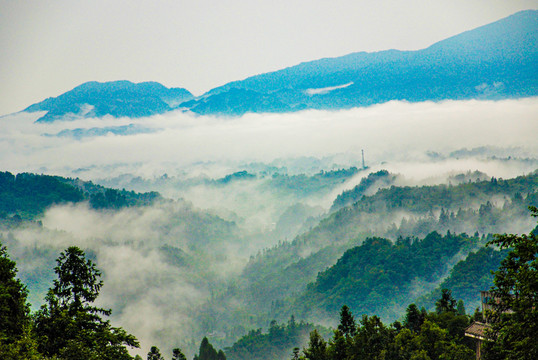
147,346,164,360
34,246,139,359
337,305,356,338
456,300,466,316
172,347,187,360
0,242,41,359
195,337,225,360
403,303,424,333
0,242,31,348
483,207,538,360
303,330,327,360
435,289,457,314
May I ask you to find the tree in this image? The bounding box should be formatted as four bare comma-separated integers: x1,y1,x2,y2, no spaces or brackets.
34,246,139,359
147,346,164,360
195,337,225,360
303,330,327,360
337,305,356,338
483,207,538,360
0,242,30,346
435,289,456,314
403,303,424,333
0,242,40,359
456,300,465,316
350,315,392,360
172,347,187,360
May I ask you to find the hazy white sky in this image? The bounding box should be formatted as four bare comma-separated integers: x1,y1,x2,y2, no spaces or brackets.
1,0,537,115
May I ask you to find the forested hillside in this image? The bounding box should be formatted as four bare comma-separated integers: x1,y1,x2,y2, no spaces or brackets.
226,172,538,327
0,171,160,221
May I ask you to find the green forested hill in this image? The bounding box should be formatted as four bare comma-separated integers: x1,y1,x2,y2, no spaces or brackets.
417,246,509,312
217,171,538,336
0,171,160,220
294,232,480,322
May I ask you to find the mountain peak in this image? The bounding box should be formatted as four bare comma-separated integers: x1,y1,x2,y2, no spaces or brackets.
25,80,194,122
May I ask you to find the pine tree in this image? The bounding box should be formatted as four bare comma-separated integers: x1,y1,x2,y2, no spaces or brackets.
34,246,139,359
0,242,40,359
0,242,30,346
403,303,424,333
435,289,457,314
147,346,164,360
337,305,356,338
303,330,327,360
172,347,187,360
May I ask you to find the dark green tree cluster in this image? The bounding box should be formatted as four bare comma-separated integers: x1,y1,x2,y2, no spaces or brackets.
299,292,475,360
140,345,187,360
0,244,139,359
193,337,226,360
0,171,84,220
0,171,161,222
225,316,327,360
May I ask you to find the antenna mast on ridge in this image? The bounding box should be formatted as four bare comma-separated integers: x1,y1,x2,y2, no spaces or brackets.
361,149,366,169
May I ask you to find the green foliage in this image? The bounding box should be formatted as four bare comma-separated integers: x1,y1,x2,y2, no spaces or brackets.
0,242,34,358
303,330,327,360
34,246,139,359
194,337,226,360
337,305,356,338
302,300,474,360
298,232,477,320
403,304,425,333
147,346,164,360
0,243,30,344
435,289,457,314
331,170,395,211
0,172,84,219
417,245,508,312
172,347,187,360
483,207,538,360
0,171,160,221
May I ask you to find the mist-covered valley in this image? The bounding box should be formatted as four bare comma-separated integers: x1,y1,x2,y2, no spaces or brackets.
1,96,538,358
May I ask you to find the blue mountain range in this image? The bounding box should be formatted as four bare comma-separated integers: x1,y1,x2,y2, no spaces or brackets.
24,10,538,121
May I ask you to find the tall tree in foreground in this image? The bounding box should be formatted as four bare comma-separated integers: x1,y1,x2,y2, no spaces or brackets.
0,242,30,345
0,242,41,359
34,246,139,359
483,207,538,360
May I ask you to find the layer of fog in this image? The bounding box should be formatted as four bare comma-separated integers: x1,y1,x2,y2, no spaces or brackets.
1,98,537,179
4,98,536,228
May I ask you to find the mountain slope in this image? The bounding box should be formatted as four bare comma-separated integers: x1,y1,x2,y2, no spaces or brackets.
188,10,538,115
25,80,193,122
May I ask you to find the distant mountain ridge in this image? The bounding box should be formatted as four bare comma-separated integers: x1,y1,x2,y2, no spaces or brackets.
22,10,538,120
25,80,193,122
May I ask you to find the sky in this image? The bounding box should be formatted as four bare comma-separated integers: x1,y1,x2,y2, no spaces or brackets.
1,0,537,116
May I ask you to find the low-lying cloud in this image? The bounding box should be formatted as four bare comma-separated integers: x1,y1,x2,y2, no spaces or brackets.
1,98,537,181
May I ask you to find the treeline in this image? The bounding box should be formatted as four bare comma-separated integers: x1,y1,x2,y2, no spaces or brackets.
0,171,160,221
297,296,477,360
